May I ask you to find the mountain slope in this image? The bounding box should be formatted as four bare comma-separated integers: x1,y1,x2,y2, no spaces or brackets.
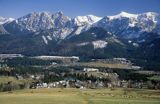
52,27,135,59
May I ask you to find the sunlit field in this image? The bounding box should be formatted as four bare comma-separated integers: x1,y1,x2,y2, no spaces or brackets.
0,88,160,104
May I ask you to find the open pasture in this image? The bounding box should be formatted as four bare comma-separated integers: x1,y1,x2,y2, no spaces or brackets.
0,88,160,104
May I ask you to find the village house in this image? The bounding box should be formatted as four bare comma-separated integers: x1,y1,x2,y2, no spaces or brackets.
120,80,128,88
113,58,131,65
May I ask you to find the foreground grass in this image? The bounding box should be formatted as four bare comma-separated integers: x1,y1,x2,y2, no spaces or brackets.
0,88,160,104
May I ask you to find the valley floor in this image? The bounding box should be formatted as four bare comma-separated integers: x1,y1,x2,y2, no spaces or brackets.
0,88,160,104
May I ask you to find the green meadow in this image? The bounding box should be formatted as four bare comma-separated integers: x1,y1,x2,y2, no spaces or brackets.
0,88,160,104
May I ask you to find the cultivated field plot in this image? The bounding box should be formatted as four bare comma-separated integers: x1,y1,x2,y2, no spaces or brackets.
0,88,160,104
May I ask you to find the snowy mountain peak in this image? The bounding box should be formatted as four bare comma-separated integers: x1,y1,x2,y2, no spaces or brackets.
139,12,159,18
108,11,138,20
10,11,72,33
119,11,137,17
56,11,64,15
0,16,5,20
95,11,160,39
144,12,158,16
87,15,102,22
40,11,52,16
8,18,15,21
23,11,52,18
74,15,102,26
0,16,14,25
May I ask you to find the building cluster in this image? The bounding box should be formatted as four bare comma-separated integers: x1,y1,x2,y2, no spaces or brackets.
30,79,147,89
26,68,146,89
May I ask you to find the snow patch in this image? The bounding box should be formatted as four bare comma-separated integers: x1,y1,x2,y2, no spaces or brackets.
47,35,52,40
132,43,139,47
128,40,132,43
42,35,48,44
75,26,85,35
92,40,108,49
107,32,112,35
77,42,89,46
15,20,18,24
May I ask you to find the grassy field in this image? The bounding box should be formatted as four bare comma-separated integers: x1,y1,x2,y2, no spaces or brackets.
73,62,135,69
0,88,160,104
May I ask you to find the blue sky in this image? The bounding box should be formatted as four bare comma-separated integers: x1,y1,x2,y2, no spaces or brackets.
0,0,160,18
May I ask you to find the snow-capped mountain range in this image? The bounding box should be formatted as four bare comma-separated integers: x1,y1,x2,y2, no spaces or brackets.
0,11,160,46
96,12,160,38
1,11,160,65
